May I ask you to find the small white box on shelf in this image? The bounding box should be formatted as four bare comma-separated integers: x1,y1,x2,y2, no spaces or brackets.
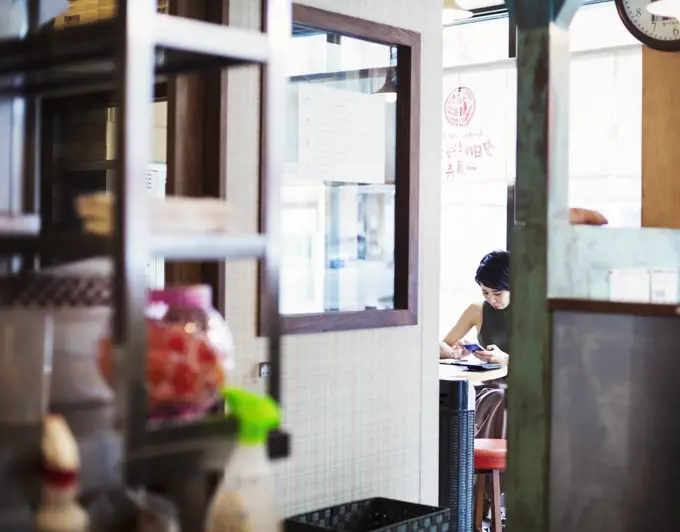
650,269,678,304
608,268,651,303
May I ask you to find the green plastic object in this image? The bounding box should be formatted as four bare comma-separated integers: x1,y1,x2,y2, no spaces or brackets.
223,388,281,445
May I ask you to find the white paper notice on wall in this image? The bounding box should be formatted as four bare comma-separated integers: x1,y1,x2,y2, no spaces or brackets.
297,83,386,184
650,269,678,304
608,268,651,303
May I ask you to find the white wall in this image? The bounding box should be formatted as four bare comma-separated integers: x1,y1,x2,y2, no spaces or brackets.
225,0,442,517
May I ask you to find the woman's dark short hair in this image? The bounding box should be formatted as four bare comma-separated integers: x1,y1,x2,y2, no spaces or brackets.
475,250,510,291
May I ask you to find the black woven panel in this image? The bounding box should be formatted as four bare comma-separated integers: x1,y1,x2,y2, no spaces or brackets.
285,497,450,532
439,383,474,531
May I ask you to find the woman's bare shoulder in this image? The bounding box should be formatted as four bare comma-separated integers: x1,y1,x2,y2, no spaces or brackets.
466,302,483,314
465,302,483,327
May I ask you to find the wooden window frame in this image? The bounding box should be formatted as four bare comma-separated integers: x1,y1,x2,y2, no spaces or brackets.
258,4,421,335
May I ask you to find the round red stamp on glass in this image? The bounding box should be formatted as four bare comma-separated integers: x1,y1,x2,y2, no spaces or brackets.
444,86,476,127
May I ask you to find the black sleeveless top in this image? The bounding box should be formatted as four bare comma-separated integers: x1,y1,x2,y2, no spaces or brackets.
477,302,509,354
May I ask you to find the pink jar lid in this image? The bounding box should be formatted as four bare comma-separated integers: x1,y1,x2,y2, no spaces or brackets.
149,285,212,309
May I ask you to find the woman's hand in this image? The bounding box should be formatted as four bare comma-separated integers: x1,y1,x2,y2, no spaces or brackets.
439,342,453,359
439,341,468,359
476,344,509,365
452,341,469,359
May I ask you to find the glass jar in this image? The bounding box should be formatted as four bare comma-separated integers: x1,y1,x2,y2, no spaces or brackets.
98,285,234,420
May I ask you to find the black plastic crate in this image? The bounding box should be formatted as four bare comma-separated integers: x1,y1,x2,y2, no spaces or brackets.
284,497,450,532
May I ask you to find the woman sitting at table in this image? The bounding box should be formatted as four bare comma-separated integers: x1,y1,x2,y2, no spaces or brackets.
439,250,510,365
438,208,609,365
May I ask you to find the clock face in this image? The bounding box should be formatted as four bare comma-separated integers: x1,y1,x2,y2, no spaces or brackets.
615,0,680,51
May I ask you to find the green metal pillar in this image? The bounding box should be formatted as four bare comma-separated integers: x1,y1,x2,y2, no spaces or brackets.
504,1,580,531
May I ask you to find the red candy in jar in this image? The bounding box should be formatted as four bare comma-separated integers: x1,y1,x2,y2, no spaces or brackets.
97,285,234,420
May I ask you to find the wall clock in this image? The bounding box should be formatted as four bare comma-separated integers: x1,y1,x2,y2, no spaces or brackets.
615,0,680,51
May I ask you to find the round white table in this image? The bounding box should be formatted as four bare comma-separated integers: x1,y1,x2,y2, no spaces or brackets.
438,361,508,384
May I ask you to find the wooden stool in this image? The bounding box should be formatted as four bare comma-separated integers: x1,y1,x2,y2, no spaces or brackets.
474,438,506,532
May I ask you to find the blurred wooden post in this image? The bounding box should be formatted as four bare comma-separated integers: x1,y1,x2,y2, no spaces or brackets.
165,0,228,313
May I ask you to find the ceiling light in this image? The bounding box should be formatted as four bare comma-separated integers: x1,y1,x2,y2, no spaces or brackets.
647,0,680,19
443,0,473,25
374,66,397,103
383,92,397,104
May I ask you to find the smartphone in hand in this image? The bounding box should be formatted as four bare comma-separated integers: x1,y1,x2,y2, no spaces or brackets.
462,343,484,353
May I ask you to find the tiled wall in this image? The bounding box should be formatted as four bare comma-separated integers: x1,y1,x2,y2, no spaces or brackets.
225,0,442,517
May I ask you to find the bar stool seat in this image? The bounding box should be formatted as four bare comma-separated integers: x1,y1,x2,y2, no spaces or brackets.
474,438,506,532
474,438,507,470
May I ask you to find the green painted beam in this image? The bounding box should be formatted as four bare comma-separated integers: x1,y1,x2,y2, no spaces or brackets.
504,1,580,531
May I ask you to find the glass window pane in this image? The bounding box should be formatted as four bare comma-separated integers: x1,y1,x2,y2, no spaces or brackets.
341,37,393,72
569,46,642,228
288,34,392,76
282,34,397,315
443,16,509,67
288,34,329,77
440,61,514,337
570,2,639,52
440,6,643,329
